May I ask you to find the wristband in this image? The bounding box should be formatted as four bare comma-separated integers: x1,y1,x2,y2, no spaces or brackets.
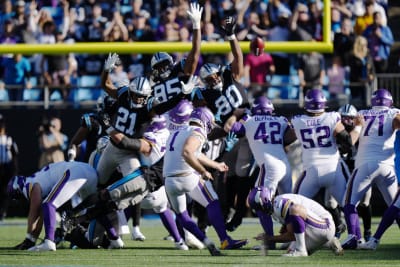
227,34,236,41
26,233,36,242
353,126,362,134
106,127,115,135
192,21,201,30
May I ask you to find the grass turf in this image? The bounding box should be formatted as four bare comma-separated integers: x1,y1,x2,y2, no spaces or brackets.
0,217,399,267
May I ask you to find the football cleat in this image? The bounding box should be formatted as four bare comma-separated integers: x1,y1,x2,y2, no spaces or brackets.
330,237,344,256
220,237,248,250
341,234,359,249
358,237,379,250
335,223,347,239
175,239,189,251
282,249,308,257
28,239,56,252
131,229,146,241
364,230,372,242
206,242,222,256
184,230,205,249
108,237,124,249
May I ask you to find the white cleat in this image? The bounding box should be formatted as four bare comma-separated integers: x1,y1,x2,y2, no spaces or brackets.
175,239,189,250
282,249,308,257
28,239,56,252
184,230,205,249
358,237,379,250
108,237,124,249
131,230,146,241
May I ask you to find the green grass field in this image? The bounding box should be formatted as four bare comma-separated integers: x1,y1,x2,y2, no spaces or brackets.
0,217,399,267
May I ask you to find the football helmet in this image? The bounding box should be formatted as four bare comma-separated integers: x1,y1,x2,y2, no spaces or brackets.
371,88,393,108
151,52,174,80
129,76,152,108
97,95,116,114
338,104,358,128
304,89,327,113
148,114,167,132
199,63,223,91
250,36,265,56
248,186,273,214
168,99,194,126
7,175,27,199
251,96,274,115
189,106,216,134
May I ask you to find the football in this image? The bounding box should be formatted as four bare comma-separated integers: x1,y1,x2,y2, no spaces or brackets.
250,37,265,56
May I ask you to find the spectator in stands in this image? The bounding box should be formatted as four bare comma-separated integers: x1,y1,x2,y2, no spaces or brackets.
0,19,20,57
333,17,355,66
103,11,129,42
348,36,375,108
41,28,71,100
327,55,347,101
156,7,181,41
289,1,315,41
354,0,375,35
267,9,291,75
267,0,292,28
297,52,326,96
38,116,68,169
85,3,107,42
243,36,275,99
0,53,31,101
0,0,14,37
362,11,393,73
331,0,353,20
237,11,269,41
128,9,154,42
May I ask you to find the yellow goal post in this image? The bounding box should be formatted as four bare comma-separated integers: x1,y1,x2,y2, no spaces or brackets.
0,1,331,55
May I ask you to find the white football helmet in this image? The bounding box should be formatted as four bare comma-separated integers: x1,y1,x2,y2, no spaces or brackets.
151,52,174,80
129,76,152,108
199,63,223,91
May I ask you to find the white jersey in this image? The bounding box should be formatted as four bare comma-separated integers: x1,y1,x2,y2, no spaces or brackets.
355,107,400,167
272,193,332,225
291,112,341,169
241,114,290,167
163,126,207,177
24,161,97,200
140,128,170,167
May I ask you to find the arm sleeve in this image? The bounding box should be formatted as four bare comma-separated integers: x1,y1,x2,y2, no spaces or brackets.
117,136,142,151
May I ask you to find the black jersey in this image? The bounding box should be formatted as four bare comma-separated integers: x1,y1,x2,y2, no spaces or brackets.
150,60,187,103
79,113,105,162
193,65,249,125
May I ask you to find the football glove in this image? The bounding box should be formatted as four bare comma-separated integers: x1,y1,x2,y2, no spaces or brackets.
104,53,120,73
225,132,239,152
180,75,198,95
187,2,203,30
221,16,237,36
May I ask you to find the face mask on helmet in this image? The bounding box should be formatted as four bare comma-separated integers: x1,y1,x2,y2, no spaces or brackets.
129,77,152,108
7,175,27,200
304,89,327,113
168,99,194,126
250,37,265,56
200,64,223,91
371,88,393,108
151,52,173,80
251,96,274,115
248,186,273,214
189,107,216,134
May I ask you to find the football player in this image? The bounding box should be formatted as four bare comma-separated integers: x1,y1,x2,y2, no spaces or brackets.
150,2,202,103
230,96,297,244
291,89,360,239
254,190,344,256
8,161,98,251
342,89,400,249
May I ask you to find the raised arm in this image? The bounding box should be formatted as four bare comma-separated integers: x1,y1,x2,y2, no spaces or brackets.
183,3,203,76
100,53,120,98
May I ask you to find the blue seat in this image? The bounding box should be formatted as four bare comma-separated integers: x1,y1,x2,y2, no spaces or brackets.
71,75,101,102
268,75,291,99
23,76,42,101
0,89,9,101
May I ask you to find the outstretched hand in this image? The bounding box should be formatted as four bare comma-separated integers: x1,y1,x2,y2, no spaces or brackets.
221,16,237,36
104,53,120,73
180,75,199,95
187,2,203,30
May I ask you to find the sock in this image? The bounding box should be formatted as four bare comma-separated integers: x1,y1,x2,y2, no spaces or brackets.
289,215,306,252
256,210,274,236
343,204,361,239
176,210,206,242
159,209,181,242
357,204,372,233
374,205,400,240
206,200,229,242
327,207,342,232
42,202,57,241
97,214,119,240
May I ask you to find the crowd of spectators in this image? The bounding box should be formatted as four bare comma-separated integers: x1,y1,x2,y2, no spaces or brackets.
0,0,396,108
